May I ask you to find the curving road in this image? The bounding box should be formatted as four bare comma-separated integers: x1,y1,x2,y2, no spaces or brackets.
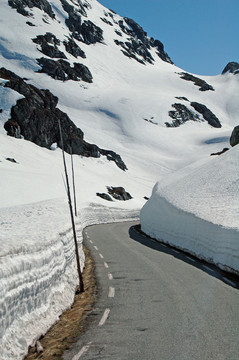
64,221,239,360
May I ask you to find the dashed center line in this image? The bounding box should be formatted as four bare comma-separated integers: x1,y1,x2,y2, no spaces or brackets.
202,264,214,272
108,273,113,280
99,253,104,259
98,308,110,326
222,277,236,287
94,246,99,251
104,262,109,269
72,342,92,360
108,286,115,298
89,240,93,244
185,256,196,262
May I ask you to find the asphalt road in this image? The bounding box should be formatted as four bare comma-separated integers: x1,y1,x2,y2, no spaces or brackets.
64,221,239,360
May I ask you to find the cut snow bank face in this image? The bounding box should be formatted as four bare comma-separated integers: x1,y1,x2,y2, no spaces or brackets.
0,200,139,360
140,145,239,274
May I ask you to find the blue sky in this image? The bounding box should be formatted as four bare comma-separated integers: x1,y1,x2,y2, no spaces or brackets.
99,0,239,76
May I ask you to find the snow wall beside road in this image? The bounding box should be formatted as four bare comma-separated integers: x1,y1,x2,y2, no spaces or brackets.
0,200,139,360
140,191,239,274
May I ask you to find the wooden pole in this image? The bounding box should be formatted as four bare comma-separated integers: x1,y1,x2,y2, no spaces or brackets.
70,147,77,217
58,121,84,293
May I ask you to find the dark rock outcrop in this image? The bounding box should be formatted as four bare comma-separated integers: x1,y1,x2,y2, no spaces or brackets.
100,17,113,26
114,18,173,65
222,62,239,75
107,186,132,201
178,72,214,91
115,39,154,65
26,21,36,26
80,20,104,44
60,0,104,44
33,33,67,59
63,38,86,58
96,193,113,201
6,157,18,163
230,125,239,147
1,68,127,171
37,58,93,82
8,0,55,18
210,148,229,156
60,0,88,18
190,102,221,128
166,103,200,127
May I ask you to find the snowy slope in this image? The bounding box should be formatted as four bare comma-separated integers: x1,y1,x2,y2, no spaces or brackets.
0,0,239,359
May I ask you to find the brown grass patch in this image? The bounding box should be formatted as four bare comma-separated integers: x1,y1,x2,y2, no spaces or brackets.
24,244,96,360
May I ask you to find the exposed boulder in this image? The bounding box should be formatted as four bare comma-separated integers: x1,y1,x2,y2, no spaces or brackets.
37,58,93,82
26,21,36,26
178,72,214,91
210,148,229,156
166,103,200,127
8,0,55,18
63,38,86,58
115,30,122,37
230,125,239,147
3,119,21,138
96,193,113,201
222,62,239,75
190,102,221,128
33,33,67,59
6,157,18,163
107,186,132,201
175,96,189,101
100,150,127,171
1,67,127,171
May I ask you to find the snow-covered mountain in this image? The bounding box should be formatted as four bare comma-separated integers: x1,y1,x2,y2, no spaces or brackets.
0,0,238,359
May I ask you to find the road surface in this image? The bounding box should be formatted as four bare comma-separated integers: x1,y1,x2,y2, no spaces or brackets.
64,221,239,360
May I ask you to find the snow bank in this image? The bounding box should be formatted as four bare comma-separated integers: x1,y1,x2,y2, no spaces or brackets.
140,146,239,274
0,200,139,360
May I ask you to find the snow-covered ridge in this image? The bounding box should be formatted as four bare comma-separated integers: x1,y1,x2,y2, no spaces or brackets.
0,200,139,360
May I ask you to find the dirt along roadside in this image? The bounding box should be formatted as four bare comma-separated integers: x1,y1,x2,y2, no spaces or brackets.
25,245,96,360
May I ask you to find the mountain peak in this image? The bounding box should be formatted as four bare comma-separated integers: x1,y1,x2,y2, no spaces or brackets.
222,61,239,75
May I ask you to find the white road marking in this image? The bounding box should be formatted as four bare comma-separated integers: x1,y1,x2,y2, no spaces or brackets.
108,286,115,298
72,342,92,360
99,308,110,326
202,265,214,272
160,243,167,247
104,262,109,269
108,273,113,280
89,240,93,244
99,253,104,259
222,277,236,287
172,249,180,254
185,256,196,262
94,246,99,251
